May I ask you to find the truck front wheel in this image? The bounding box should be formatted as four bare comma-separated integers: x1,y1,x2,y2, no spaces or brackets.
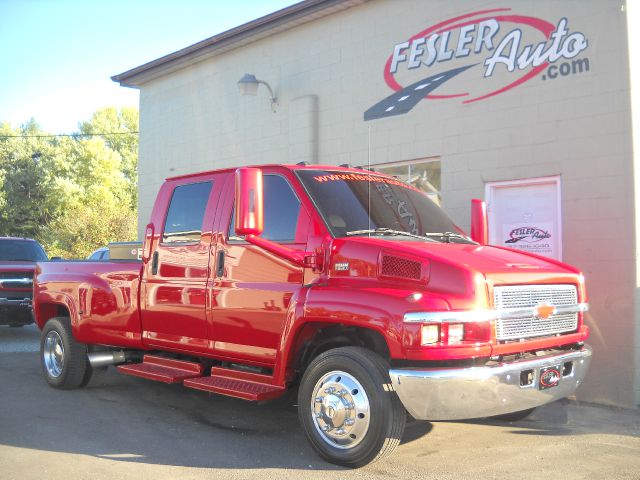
298,347,406,467
40,317,90,389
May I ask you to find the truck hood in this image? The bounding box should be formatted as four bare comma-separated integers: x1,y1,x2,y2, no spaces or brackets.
394,241,579,277
333,237,582,289
327,237,586,312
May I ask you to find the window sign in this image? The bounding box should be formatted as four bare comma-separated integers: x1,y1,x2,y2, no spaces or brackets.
486,176,562,260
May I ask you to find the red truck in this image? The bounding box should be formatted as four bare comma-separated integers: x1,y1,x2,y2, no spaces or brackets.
33,164,591,467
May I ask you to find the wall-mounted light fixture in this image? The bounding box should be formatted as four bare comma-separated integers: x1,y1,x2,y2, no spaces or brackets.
237,73,278,111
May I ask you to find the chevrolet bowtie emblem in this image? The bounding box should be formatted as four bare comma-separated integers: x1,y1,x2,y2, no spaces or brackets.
535,304,556,319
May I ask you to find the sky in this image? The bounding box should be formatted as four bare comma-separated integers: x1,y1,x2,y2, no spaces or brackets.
0,0,298,133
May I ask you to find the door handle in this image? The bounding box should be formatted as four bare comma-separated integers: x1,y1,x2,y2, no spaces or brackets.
216,250,225,277
151,251,159,275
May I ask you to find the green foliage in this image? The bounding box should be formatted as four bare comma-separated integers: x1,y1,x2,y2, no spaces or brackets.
79,107,138,208
46,198,137,259
0,108,139,258
0,120,63,242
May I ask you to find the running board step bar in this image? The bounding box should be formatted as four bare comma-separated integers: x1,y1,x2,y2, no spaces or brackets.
117,355,204,383
184,367,284,401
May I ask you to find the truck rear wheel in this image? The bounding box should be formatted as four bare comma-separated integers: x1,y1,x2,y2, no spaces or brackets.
298,347,406,467
40,317,90,389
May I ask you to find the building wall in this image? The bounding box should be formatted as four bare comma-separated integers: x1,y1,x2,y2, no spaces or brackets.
136,0,638,406
628,0,640,406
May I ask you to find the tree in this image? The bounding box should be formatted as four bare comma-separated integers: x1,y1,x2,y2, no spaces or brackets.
46,196,137,259
45,135,137,258
78,107,139,208
0,120,62,242
0,108,139,258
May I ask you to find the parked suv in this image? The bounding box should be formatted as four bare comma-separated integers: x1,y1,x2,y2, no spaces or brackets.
0,237,47,327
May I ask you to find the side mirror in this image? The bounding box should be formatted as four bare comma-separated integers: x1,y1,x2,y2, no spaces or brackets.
470,199,488,245
235,167,264,236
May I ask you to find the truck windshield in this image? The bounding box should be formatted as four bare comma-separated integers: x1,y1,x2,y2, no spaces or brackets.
297,170,471,242
0,239,48,261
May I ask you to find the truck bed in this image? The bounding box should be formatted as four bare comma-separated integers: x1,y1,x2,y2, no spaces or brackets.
34,260,144,348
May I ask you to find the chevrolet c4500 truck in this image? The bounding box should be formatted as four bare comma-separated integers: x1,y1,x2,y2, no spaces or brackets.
33,164,591,467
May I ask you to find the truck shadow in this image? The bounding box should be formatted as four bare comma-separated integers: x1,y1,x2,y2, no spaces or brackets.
0,352,432,471
447,398,640,439
1,352,638,472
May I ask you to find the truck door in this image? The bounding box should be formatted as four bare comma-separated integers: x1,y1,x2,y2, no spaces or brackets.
140,173,226,354
210,171,311,367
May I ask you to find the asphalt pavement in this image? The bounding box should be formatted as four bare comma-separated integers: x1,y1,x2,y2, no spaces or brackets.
0,324,639,480
0,324,39,353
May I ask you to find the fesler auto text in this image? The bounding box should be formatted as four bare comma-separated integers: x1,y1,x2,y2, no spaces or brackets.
390,18,588,78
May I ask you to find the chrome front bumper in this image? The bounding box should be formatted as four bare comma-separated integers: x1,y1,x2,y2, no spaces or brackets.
389,345,592,420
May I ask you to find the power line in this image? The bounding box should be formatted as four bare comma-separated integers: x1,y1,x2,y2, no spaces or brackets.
0,131,139,139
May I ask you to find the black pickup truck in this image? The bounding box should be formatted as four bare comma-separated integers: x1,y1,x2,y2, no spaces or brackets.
0,237,47,327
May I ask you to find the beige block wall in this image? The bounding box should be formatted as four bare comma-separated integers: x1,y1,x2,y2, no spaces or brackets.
136,0,638,407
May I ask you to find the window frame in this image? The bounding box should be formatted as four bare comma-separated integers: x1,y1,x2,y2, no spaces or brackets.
227,173,305,245
160,180,214,246
485,175,563,261
295,168,461,240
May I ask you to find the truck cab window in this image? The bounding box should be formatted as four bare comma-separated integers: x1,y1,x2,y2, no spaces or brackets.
162,181,213,243
230,175,301,242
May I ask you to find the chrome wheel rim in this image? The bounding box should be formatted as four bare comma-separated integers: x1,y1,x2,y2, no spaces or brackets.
43,331,64,378
310,370,370,449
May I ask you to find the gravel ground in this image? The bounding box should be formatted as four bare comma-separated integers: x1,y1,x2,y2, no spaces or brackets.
0,324,638,480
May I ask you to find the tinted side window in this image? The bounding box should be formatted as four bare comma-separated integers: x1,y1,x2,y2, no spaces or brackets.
163,181,213,243
0,240,48,261
230,175,301,242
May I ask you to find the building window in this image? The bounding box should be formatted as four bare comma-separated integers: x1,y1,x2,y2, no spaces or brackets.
162,181,213,243
375,157,441,204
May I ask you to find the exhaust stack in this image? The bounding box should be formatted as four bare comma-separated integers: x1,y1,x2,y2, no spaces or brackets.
88,351,127,368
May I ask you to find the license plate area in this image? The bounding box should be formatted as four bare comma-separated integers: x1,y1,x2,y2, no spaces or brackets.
539,365,562,390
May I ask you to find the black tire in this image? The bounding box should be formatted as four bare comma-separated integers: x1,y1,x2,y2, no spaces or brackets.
81,364,109,387
80,345,111,387
491,407,536,422
40,317,89,389
298,347,406,468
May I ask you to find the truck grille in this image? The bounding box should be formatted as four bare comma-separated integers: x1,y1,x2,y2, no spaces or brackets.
493,284,578,341
0,271,33,299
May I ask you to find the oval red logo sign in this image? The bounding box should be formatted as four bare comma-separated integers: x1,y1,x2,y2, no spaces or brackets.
540,368,561,388
365,8,590,121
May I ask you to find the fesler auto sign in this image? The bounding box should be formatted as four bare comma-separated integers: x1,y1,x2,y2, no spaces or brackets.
504,224,554,257
365,8,590,120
